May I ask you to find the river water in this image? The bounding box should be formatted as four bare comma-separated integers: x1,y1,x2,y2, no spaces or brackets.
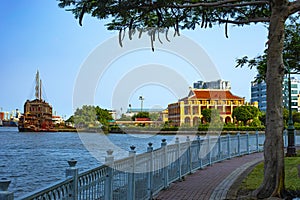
0,127,193,199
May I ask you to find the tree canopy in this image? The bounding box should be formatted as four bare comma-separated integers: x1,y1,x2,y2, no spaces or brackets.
201,108,220,123
232,105,260,125
73,105,112,128
131,111,150,121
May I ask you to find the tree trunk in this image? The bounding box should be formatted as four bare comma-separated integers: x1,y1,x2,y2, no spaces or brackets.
253,1,289,198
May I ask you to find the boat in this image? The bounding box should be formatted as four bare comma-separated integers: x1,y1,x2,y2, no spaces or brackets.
18,70,55,132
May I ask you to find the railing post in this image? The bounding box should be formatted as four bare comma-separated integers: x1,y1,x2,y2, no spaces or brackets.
147,142,153,199
246,132,250,154
104,150,114,200
237,132,241,156
128,146,136,200
284,129,288,148
0,178,13,200
227,134,231,159
186,136,192,174
256,131,259,152
161,139,169,189
175,137,182,181
208,135,212,165
197,135,203,169
66,159,78,200
218,135,221,160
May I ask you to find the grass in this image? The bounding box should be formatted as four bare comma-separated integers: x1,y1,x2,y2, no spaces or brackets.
239,150,300,195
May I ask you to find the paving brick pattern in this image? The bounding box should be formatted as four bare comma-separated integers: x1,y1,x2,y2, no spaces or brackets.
154,152,264,200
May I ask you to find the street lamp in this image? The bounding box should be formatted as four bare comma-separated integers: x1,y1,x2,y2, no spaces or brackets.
129,104,132,113
286,64,296,157
139,96,144,112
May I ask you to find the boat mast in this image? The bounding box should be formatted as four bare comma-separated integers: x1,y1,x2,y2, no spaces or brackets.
35,70,42,100
40,79,42,100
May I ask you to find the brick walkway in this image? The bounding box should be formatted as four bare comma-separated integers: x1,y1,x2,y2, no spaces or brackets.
154,152,264,200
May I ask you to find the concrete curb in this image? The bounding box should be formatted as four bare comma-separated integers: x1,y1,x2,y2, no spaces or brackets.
210,157,264,200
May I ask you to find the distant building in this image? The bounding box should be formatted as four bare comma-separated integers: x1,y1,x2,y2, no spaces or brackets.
193,79,231,90
108,110,117,120
52,116,64,125
250,81,267,111
251,76,299,112
283,76,299,111
168,89,246,127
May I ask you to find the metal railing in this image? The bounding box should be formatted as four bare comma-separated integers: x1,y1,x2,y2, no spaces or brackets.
1,132,268,200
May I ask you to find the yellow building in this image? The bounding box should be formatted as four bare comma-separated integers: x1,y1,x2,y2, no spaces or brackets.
168,89,245,126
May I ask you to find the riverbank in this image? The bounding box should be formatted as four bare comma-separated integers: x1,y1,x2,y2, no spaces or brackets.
109,128,265,135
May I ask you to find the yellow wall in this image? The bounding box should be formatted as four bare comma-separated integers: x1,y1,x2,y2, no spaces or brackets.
168,98,250,126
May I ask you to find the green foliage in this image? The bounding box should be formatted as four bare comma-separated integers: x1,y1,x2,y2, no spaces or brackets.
201,108,220,123
292,112,300,123
73,105,112,128
232,106,260,126
65,115,74,123
201,109,211,123
57,0,272,51
149,112,159,121
249,118,262,127
198,123,265,131
95,106,113,126
259,112,266,126
132,112,150,121
283,108,289,125
118,114,132,121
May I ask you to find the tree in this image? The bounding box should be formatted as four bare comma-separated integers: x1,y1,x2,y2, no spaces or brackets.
118,114,132,121
131,112,150,121
73,105,98,128
73,105,112,128
201,108,212,123
58,0,300,198
95,106,113,127
65,115,74,123
232,106,260,125
201,108,220,124
292,111,300,123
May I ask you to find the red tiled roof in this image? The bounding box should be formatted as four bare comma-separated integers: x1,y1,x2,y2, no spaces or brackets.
135,118,151,121
191,90,243,100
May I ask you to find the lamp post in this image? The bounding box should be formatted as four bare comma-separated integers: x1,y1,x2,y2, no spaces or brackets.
286,64,296,157
129,104,132,113
139,96,144,112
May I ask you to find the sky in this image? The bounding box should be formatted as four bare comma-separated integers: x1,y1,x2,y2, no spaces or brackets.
0,0,269,118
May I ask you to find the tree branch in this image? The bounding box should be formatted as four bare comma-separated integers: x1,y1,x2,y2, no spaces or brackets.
289,0,300,15
218,17,270,25
172,0,269,9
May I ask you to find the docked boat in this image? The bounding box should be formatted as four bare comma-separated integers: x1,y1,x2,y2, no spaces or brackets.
18,70,55,132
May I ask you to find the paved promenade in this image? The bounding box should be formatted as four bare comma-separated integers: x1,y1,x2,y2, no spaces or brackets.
154,152,264,200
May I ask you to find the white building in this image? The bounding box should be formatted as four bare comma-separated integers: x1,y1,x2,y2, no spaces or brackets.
193,79,231,90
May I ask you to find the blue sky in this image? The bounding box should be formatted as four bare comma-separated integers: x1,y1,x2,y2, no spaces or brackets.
0,0,268,118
